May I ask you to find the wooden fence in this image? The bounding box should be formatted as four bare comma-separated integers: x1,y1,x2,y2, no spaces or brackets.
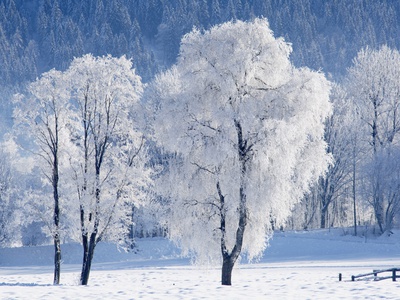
339,268,400,282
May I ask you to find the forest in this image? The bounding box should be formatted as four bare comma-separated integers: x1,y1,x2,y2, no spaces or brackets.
1,0,400,286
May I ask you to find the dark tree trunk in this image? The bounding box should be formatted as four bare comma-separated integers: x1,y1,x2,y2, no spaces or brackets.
80,180,100,285
221,256,235,285
80,233,97,285
220,201,246,286
52,148,61,285
53,233,61,285
352,150,357,236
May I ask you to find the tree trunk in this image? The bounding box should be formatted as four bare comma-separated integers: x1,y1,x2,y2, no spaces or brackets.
319,176,334,229
375,209,384,233
384,203,395,234
373,190,384,234
320,205,327,229
352,150,357,236
53,233,61,285
80,185,100,285
80,233,97,285
52,156,61,285
221,256,235,285
218,119,249,286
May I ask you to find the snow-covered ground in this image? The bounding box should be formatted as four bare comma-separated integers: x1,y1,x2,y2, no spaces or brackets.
1,228,400,299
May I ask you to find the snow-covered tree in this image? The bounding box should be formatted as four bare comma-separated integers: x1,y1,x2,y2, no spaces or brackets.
0,146,17,247
13,69,69,284
316,84,357,229
1,135,48,246
13,54,151,285
151,19,332,285
63,54,150,285
346,46,400,233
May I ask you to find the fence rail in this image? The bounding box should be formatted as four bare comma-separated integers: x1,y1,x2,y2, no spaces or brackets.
339,268,400,282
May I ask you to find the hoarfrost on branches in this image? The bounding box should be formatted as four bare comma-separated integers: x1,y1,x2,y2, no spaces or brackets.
12,54,152,285
151,18,332,285
347,46,400,233
62,54,151,285
13,68,70,284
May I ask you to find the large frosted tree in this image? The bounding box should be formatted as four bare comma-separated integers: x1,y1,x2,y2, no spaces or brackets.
151,19,332,285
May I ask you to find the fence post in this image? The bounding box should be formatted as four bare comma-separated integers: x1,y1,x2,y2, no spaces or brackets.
351,275,355,282
339,273,342,281
392,269,396,282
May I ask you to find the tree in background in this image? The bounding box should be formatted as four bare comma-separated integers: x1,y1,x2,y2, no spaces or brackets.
317,84,356,229
0,147,18,247
346,46,400,234
151,19,332,285
288,84,356,231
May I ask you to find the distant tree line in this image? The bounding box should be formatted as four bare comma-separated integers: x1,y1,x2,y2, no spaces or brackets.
1,0,400,86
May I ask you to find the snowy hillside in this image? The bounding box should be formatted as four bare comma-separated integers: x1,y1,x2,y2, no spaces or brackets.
1,229,400,299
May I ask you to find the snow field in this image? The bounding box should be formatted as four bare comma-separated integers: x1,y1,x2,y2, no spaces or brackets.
1,263,400,299
1,229,400,299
